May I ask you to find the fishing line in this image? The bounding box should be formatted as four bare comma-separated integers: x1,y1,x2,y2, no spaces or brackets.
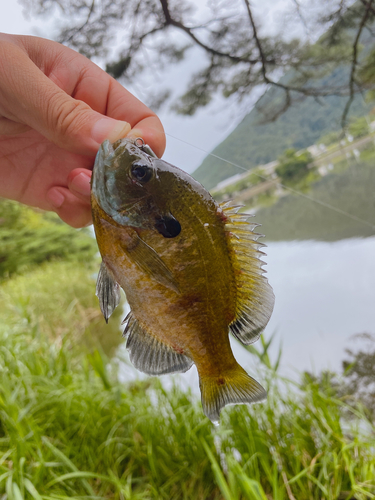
165,132,375,231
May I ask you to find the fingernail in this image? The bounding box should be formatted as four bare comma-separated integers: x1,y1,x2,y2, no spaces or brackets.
91,118,131,144
47,189,65,209
70,172,91,196
126,128,144,140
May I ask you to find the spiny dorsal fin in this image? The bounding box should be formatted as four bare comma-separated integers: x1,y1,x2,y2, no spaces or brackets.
96,261,121,323
199,364,266,423
123,313,194,375
219,201,275,345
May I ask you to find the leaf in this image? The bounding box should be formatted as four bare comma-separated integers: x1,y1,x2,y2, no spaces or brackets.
24,479,43,500
201,439,234,500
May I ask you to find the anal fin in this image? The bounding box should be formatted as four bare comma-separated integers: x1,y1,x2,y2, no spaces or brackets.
96,261,121,323
199,364,266,423
123,313,193,375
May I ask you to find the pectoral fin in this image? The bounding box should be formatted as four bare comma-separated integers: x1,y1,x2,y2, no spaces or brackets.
122,233,179,293
96,261,121,323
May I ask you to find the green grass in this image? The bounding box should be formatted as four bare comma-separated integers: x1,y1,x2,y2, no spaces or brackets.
0,260,124,358
0,199,97,279
0,262,374,499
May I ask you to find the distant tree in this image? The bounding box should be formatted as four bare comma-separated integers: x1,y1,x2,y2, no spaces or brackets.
341,333,375,416
358,45,375,101
319,131,340,146
349,115,370,137
0,199,97,279
275,148,313,184
20,0,375,124
303,333,375,419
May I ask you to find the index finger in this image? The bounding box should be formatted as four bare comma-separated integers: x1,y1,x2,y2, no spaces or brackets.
104,78,166,158
18,35,166,158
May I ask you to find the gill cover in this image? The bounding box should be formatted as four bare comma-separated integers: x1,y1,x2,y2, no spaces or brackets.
92,138,182,238
91,139,155,227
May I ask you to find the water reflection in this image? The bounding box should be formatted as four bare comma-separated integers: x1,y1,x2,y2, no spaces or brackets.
265,237,375,375
257,158,375,241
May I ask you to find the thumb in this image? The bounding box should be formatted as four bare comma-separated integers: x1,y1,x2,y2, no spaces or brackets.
34,95,132,154
0,38,130,154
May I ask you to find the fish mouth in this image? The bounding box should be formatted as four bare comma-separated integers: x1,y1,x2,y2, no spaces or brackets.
154,214,181,238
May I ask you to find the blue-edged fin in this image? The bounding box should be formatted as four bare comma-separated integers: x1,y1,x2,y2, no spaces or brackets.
121,233,179,293
219,201,275,344
96,261,121,323
123,313,193,375
200,364,266,423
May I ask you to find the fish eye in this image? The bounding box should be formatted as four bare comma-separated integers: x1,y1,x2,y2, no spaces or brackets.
131,162,152,183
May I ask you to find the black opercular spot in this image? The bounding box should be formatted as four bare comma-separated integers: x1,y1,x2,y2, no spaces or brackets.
131,162,152,182
155,215,181,238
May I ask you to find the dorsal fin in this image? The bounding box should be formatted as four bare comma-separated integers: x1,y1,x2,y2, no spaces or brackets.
219,202,275,345
123,313,194,375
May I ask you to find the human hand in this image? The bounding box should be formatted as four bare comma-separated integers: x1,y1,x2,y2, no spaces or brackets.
0,33,165,227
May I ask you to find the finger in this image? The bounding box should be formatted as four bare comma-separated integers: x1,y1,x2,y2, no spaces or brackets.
68,169,92,204
105,79,166,157
0,37,131,155
0,117,30,135
0,34,165,162
46,186,92,228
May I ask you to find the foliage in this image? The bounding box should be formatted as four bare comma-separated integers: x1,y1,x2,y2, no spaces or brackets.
358,45,375,100
256,150,375,241
194,65,370,189
341,333,375,417
0,260,124,357
302,332,375,421
211,169,266,201
318,130,341,146
348,116,370,138
0,199,97,279
20,0,375,120
275,148,313,185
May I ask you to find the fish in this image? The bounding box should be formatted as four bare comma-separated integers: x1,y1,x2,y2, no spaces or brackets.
90,137,275,423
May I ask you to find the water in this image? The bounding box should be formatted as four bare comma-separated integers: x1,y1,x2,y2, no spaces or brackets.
265,237,375,375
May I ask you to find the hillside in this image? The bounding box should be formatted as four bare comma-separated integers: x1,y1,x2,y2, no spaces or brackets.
256,155,375,242
193,66,370,190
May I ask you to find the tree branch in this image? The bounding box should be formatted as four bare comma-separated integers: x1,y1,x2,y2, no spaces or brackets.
342,0,374,128
242,0,350,102
291,0,309,33
158,0,270,65
62,0,95,43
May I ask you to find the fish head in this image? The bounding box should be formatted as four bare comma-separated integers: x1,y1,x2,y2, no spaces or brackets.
91,138,186,237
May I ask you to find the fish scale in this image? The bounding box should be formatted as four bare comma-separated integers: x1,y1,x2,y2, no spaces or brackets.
91,138,274,422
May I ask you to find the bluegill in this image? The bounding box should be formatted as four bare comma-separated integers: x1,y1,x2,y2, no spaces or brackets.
91,138,274,422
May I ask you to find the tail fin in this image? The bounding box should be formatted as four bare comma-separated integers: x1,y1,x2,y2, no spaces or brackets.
199,365,266,423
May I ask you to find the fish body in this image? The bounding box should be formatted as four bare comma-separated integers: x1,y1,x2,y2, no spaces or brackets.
91,138,274,422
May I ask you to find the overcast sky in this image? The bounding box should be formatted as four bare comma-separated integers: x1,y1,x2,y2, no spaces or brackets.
0,0,313,173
